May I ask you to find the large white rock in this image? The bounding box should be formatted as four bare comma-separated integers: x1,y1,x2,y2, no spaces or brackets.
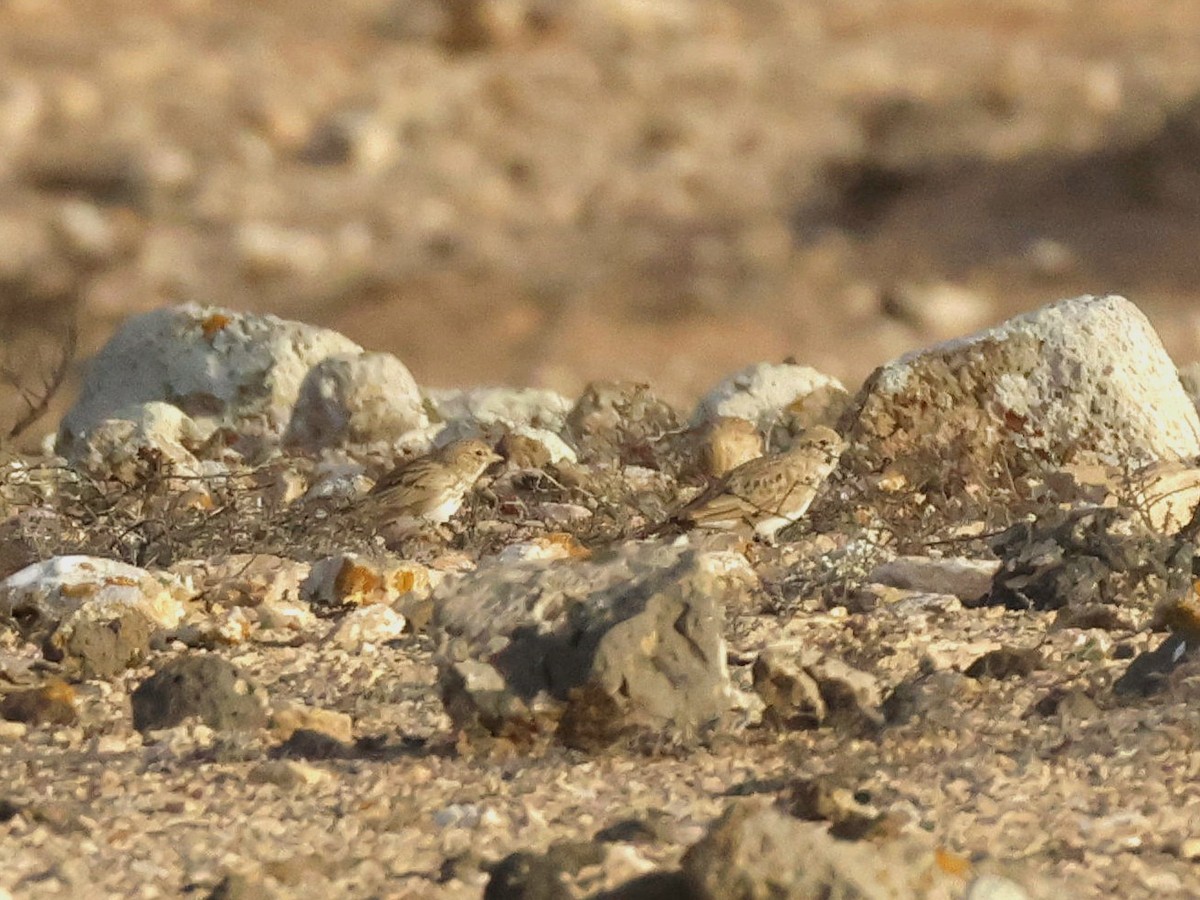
58,304,367,453
284,351,428,448
0,556,191,649
693,362,847,432
848,294,1200,477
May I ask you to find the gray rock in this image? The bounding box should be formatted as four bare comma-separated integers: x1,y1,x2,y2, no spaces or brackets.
131,654,268,733
284,351,426,449
58,609,158,680
434,543,757,745
58,304,363,454
870,556,999,603
751,648,825,729
753,645,883,732
683,799,962,900
846,295,1200,487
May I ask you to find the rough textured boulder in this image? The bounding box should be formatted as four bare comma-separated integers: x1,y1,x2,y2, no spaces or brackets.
693,362,848,433
434,542,758,745
844,295,1200,487
131,654,268,733
57,304,379,454
284,351,428,448
683,799,964,900
753,645,884,732
0,556,192,677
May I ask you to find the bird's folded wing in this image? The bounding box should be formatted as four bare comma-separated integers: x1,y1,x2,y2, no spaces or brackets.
683,491,757,525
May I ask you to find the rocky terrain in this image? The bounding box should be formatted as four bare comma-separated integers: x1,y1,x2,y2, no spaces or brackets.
3,297,1200,898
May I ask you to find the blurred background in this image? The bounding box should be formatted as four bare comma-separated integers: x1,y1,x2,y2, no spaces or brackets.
4,0,1200,437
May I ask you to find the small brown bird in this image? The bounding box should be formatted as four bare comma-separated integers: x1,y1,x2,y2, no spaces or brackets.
363,438,501,530
667,425,845,540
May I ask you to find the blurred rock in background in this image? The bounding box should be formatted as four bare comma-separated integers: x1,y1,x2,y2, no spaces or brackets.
4,0,1200,441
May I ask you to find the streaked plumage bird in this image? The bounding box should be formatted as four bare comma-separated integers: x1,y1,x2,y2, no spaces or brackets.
363,438,501,530
667,425,845,540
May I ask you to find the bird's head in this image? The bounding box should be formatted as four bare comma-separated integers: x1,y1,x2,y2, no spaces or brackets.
441,438,503,472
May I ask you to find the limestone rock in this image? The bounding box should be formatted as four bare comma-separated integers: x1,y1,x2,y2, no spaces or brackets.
0,556,192,677
58,304,364,454
131,653,268,733
683,799,964,900
424,385,572,434
870,556,1000,603
327,605,407,649
846,295,1200,487
62,401,207,479
434,542,757,745
693,363,848,434
301,553,435,607
284,351,427,449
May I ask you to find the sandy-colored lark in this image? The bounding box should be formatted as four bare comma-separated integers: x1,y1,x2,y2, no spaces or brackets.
363,438,501,530
669,425,845,539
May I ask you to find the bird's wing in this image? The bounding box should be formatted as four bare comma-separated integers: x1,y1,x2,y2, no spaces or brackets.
683,490,758,526
368,457,426,496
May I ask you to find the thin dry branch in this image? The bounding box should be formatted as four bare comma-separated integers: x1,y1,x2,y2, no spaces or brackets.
1,320,77,443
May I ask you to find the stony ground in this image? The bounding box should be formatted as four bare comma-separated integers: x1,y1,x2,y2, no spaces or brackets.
3,451,1200,899
5,3,1200,898
2,573,1200,898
